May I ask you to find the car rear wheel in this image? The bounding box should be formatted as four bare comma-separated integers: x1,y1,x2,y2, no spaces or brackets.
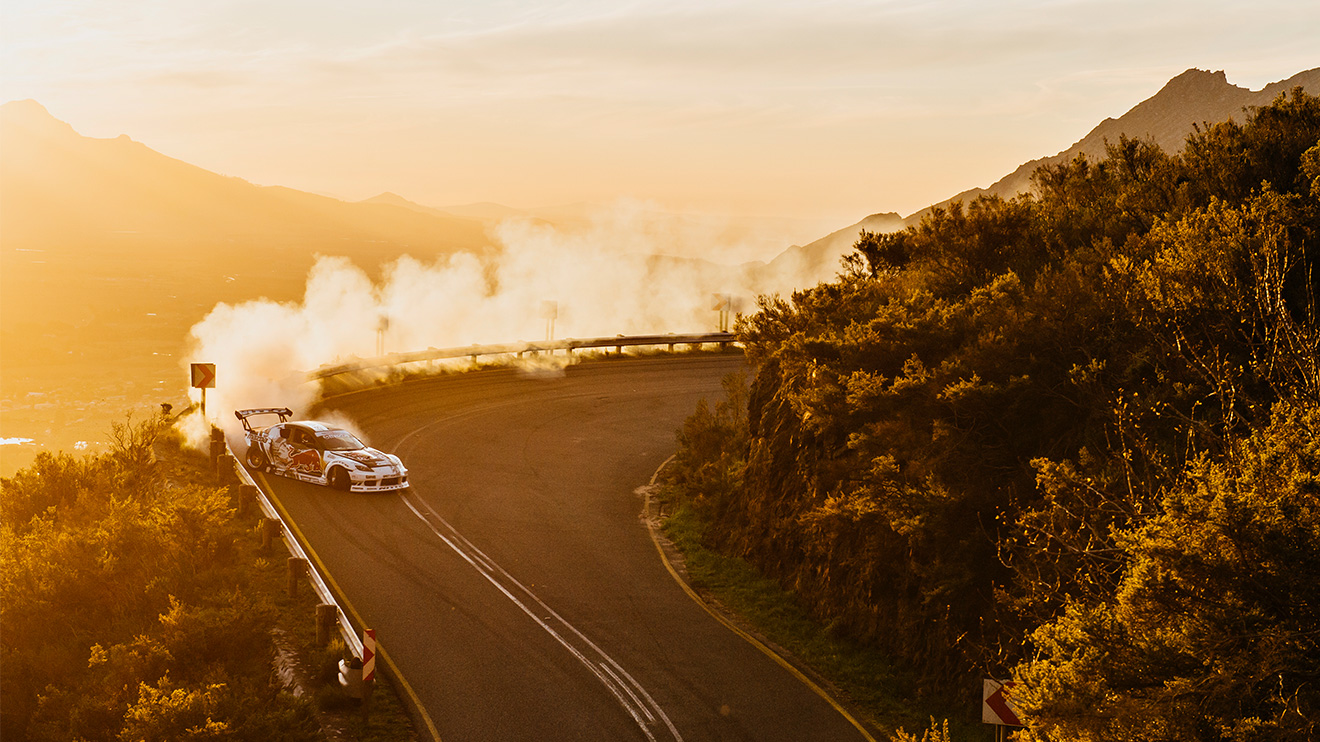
247,446,267,471
329,468,351,491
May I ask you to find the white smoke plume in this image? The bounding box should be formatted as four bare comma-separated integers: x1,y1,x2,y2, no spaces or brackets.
180,202,826,447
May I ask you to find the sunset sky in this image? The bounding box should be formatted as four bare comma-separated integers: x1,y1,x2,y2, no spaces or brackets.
3,0,1317,229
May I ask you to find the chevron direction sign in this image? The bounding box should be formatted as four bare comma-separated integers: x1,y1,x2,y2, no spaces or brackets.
983,679,1023,726
190,363,216,389
362,628,377,684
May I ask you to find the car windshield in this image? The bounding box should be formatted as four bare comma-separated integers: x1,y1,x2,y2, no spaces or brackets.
317,430,366,451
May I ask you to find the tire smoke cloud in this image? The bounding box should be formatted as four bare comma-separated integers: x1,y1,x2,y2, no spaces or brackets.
181,204,832,446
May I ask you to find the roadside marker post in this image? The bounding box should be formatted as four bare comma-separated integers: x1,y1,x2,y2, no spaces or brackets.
362,628,377,720
362,628,377,684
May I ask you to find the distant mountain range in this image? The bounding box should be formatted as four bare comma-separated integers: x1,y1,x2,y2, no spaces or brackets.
0,99,495,256
916,67,1320,222
4,66,1318,332
786,67,1320,276
7,67,1318,289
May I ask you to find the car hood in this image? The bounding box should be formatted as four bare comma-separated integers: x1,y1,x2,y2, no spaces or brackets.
331,449,398,468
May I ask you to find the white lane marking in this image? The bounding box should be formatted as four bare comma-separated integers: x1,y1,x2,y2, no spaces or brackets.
602,662,655,724
436,511,684,741
400,492,682,742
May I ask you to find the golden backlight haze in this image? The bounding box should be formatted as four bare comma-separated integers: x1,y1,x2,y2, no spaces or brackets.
2,0,1318,472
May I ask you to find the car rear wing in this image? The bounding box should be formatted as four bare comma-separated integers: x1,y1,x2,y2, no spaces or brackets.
235,407,294,431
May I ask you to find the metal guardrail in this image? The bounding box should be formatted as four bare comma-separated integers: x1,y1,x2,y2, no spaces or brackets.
309,331,738,380
230,448,364,657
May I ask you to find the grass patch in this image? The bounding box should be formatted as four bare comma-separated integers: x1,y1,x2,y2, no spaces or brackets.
657,490,979,740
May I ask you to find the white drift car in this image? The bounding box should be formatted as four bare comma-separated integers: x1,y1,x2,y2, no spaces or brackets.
237,408,409,492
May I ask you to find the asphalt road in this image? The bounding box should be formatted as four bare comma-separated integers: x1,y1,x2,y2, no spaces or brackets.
255,354,872,742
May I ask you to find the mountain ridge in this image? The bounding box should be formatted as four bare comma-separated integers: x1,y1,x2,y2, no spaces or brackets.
0,100,494,255
784,67,1320,274
906,67,1320,225
5,66,1318,310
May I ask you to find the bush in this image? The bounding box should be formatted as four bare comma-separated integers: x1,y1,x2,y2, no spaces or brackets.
0,416,320,741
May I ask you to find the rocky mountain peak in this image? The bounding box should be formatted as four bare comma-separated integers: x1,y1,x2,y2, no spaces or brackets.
904,66,1319,225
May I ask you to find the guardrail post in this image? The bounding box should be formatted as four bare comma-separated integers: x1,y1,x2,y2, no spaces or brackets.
288,557,308,598
261,517,282,552
238,484,256,517
216,453,238,485
316,603,338,646
209,427,225,467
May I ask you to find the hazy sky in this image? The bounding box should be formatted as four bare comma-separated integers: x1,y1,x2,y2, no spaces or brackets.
3,0,1317,225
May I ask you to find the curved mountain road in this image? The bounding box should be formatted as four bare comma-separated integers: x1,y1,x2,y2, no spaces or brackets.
256,355,871,742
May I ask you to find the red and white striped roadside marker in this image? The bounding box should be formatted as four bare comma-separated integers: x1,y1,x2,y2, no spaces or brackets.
363,628,377,684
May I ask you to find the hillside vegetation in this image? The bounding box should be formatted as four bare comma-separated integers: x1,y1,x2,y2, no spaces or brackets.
0,418,323,741
668,89,1320,740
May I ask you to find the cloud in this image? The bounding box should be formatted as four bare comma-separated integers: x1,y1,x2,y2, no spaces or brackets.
11,0,1318,111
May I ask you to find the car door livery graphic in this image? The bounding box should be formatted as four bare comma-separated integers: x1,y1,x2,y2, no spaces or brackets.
287,427,323,475
269,426,295,469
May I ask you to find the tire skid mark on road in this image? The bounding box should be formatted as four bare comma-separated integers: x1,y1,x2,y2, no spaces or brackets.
399,490,683,742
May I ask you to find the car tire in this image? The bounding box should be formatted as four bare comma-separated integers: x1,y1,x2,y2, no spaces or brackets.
247,446,267,471
329,468,351,491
